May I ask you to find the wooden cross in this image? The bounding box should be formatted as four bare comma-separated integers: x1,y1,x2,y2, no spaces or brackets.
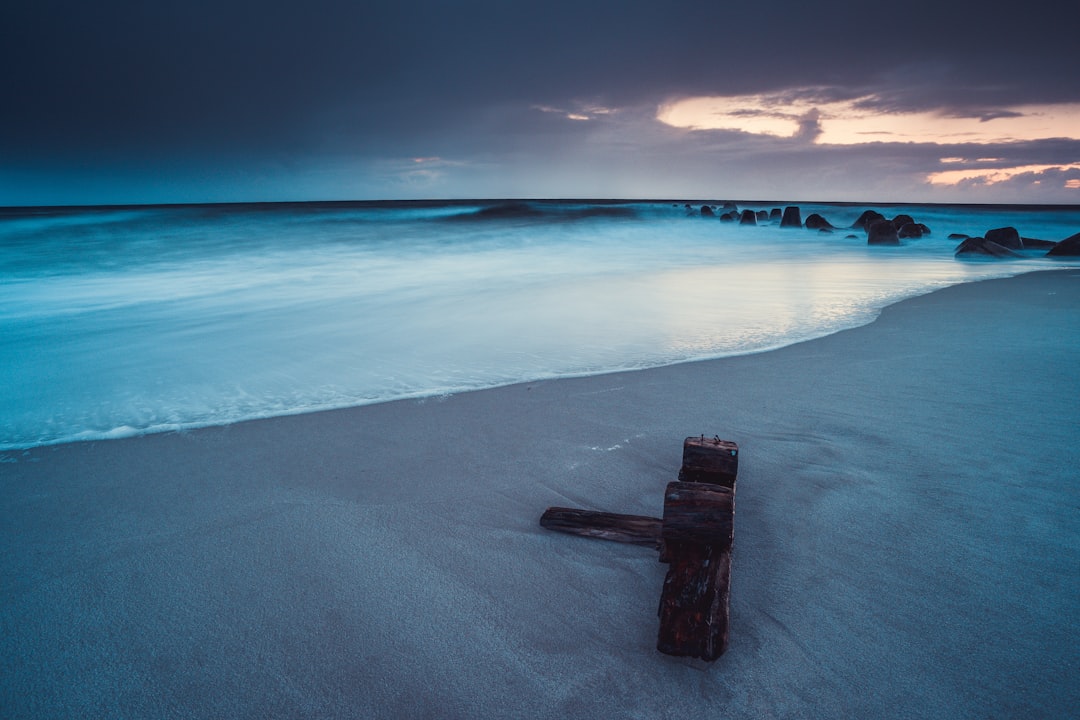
539,436,738,661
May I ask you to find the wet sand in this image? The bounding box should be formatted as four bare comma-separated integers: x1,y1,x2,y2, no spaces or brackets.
3,270,1078,719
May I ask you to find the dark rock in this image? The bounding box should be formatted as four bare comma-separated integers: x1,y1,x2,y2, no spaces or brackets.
719,212,737,222
805,213,835,230
769,208,782,221
948,233,969,240
722,202,738,213
1047,231,1080,256
1022,237,1057,249
780,206,802,228
897,222,924,239
867,219,900,245
845,234,859,239
739,209,757,226
917,224,931,235
701,205,715,217
851,210,886,231
890,214,915,230
955,236,1022,258
984,226,1023,250
756,210,769,222
818,228,833,234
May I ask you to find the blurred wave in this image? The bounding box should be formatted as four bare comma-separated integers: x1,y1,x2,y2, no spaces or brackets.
2,199,1078,449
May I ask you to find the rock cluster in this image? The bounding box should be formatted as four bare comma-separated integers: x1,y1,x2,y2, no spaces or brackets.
954,236,1020,258
954,226,1080,259
684,202,1077,261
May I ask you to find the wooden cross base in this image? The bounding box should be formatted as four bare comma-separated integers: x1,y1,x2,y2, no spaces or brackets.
540,436,739,661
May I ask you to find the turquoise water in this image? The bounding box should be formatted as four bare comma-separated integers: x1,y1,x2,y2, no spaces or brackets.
2,200,1078,449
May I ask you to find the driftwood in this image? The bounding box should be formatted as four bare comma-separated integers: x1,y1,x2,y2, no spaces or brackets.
656,438,736,660
660,481,733,549
656,541,731,660
540,435,739,661
679,435,738,487
539,508,661,548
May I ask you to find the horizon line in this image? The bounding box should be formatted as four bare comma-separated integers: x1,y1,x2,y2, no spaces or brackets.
4,197,1080,212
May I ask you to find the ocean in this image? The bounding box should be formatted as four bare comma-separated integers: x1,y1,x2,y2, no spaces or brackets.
2,199,1078,450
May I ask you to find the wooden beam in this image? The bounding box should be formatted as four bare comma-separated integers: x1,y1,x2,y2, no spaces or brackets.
658,438,739,660
679,436,738,487
539,507,661,548
660,481,734,549
657,542,731,661
538,436,740,662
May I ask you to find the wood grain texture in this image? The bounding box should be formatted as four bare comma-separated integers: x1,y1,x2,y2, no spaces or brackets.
656,542,732,661
660,481,734,549
679,436,738,487
540,507,662,548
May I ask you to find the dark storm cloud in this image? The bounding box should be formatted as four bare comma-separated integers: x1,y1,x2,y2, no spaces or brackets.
5,0,1078,154
2,0,1078,203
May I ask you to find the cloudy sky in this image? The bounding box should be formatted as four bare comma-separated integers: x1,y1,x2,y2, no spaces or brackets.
3,0,1079,205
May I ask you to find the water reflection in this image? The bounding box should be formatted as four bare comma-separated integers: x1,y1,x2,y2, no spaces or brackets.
2,201,1078,448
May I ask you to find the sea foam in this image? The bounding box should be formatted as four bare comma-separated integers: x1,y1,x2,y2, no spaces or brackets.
2,200,1078,449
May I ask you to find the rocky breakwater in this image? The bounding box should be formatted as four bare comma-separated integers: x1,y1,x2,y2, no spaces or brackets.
955,227,1080,259
770,205,934,245
852,210,933,246
681,202,1078,262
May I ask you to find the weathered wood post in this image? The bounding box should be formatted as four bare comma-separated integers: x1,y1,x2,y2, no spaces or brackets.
539,435,739,661
656,436,739,660
679,435,739,486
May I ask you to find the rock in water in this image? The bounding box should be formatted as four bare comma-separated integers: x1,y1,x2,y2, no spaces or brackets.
739,209,757,226
891,214,915,230
805,213,835,230
769,208,782,221
867,219,900,245
984,226,1023,250
954,237,1022,258
898,222,924,239
852,209,886,231
1047,231,1080,256
780,206,802,228
700,205,715,217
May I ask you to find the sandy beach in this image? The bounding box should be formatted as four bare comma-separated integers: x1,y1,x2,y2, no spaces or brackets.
3,269,1078,719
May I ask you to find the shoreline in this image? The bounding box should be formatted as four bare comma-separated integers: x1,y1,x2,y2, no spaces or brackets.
1,266,1065,455
3,269,1078,718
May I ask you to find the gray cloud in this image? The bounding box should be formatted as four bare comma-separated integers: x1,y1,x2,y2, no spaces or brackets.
2,0,1078,203
793,109,823,143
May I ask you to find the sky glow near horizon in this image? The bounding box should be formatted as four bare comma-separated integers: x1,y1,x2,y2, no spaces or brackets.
656,94,1080,190
657,95,1080,145
926,163,1080,186
3,1,1079,205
